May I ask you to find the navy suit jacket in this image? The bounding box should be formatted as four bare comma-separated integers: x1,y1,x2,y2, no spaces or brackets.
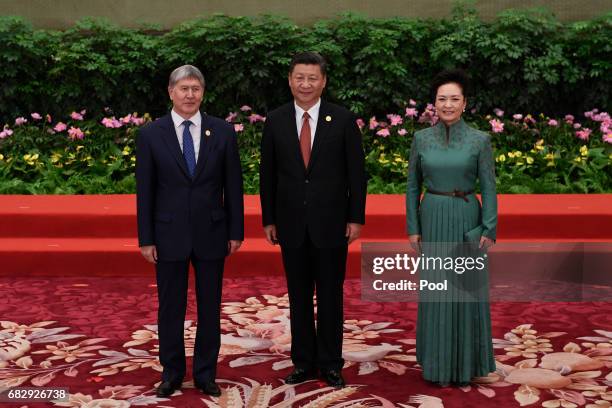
136,112,244,261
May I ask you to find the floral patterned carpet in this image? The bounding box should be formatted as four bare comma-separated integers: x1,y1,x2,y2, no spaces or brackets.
1,276,612,408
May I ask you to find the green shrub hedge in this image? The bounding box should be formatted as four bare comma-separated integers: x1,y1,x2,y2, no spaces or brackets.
0,5,610,121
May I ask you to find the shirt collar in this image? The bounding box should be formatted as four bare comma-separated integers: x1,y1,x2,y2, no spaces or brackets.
171,110,202,128
294,99,321,120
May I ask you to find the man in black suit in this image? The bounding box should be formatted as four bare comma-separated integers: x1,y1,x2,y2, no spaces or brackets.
136,65,244,398
259,52,366,388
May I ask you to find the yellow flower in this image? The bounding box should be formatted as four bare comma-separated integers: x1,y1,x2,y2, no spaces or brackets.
536,139,544,146
580,145,588,157
76,145,84,151
516,161,524,166
23,153,39,166
547,161,555,167
0,154,3,161
574,157,583,163
50,153,62,163
544,153,554,160
507,152,515,158
526,157,534,164
514,151,523,157
122,146,131,156
497,154,506,162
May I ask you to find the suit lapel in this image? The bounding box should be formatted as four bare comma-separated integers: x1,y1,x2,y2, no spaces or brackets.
282,103,305,171
307,100,332,173
159,114,191,179
193,112,214,181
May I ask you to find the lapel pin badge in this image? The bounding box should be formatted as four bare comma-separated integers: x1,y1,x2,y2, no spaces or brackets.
325,115,332,122
205,129,211,137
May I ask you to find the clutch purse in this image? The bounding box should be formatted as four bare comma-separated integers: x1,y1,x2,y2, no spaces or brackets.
464,224,484,242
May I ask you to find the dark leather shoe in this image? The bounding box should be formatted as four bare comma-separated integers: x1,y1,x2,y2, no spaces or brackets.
195,381,221,397
284,368,317,384
156,381,180,397
321,369,345,388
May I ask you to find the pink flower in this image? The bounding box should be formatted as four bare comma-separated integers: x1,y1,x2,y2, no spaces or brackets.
46,114,52,123
356,118,365,130
248,114,265,124
494,108,504,117
131,117,145,126
14,117,27,126
225,112,238,122
101,117,122,128
31,113,42,120
548,119,558,127
376,128,390,137
565,114,574,124
387,114,403,126
489,119,504,133
405,108,418,118
398,128,408,136
512,114,523,120
600,119,611,134
369,116,379,130
70,111,84,121
68,126,84,140
409,99,416,106
593,112,610,122
120,114,133,124
418,104,438,126
573,123,582,129
53,122,67,132
240,105,252,112
575,128,592,140
234,123,244,132
603,133,612,144
0,126,13,139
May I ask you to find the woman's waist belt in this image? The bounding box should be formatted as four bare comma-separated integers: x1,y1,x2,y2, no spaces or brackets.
427,189,474,202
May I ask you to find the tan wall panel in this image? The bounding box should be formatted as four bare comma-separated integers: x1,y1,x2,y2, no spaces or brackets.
1,0,610,28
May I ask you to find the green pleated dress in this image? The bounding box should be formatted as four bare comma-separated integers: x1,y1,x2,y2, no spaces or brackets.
406,118,497,384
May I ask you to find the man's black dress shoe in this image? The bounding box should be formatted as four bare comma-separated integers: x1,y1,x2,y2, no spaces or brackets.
321,369,345,388
195,381,222,397
156,381,181,397
284,368,317,384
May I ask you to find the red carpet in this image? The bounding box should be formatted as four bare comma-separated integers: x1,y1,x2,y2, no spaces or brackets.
1,276,612,408
1,194,611,277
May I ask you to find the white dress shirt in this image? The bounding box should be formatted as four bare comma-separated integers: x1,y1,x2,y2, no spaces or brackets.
171,110,202,162
294,99,320,148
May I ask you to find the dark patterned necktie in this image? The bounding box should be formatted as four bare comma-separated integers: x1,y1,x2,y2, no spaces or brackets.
182,120,196,177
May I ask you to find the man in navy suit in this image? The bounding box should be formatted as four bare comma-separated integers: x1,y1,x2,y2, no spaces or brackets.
136,65,244,398
259,52,366,388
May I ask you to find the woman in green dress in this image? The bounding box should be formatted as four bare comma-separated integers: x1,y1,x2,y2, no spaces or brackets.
406,69,497,386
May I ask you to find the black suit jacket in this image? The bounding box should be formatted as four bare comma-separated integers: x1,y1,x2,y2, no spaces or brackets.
259,100,366,248
136,112,244,261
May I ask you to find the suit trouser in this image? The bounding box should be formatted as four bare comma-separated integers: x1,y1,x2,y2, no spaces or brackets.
156,256,224,385
281,231,347,371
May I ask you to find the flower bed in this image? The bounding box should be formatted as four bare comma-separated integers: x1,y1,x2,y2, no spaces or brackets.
0,104,610,194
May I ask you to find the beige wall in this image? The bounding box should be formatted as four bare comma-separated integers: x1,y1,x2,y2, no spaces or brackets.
2,0,610,28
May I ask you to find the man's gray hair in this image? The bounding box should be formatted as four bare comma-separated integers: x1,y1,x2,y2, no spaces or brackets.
168,65,205,88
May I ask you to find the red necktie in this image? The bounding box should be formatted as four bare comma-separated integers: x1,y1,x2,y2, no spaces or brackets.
300,111,311,167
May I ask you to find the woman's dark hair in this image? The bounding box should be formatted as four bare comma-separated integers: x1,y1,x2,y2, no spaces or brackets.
289,52,327,76
430,69,470,102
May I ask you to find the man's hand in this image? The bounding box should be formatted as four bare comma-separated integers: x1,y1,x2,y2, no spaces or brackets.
140,245,157,264
228,240,242,255
408,234,421,254
345,223,362,245
479,236,494,249
263,225,278,245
